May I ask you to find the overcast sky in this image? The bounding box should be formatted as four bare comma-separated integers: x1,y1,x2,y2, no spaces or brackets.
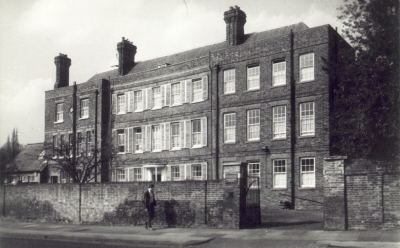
0,0,345,145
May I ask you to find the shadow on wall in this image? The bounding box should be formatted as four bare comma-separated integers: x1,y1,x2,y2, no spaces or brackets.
5,197,72,223
101,199,195,227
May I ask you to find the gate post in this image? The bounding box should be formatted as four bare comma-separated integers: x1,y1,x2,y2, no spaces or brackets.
323,156,347,230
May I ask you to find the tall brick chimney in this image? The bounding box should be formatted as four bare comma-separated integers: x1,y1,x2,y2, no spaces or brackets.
54,53,71,89
224,6,247,46
117,37,137,76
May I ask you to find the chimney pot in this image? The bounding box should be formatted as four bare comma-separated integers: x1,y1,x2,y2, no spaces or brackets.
224,6,247,46
117,37,137,76
54,54,71,89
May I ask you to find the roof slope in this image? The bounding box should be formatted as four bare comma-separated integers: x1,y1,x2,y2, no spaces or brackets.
87,22,308,82
13,143,46,172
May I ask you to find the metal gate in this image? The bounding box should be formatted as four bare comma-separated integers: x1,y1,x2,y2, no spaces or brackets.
244,176,261,227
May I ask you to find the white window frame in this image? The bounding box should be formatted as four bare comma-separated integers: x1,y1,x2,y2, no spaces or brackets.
248,163,260,189
171,83,181,105
134,127,142,153
56,103,63,122
192,119,202,147
171,166,180,181
152,87,162,109
117,129,125,153
77,132,82,155
134,91,143,111
134,168,142,181
192,164,202,180
300,102,315,136
171,122,180,149
224,113,236,143
192,79,203,102
273,106,286,139
80,99,89,118
117,94,125,114
85,131,91,155
117,169,125,182
152,125,161,151
247,65,260,90
272,61,286,86
300,157,315,188
224,69,235,94
300,53,314,82
273,159,287,188
247,109,260,141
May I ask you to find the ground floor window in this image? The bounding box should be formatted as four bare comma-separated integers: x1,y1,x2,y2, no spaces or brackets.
273,159,287,188
248,163,260,188
300,158,315,188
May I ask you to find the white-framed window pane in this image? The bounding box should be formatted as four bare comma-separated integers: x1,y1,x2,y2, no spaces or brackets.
192,164,202,179
273,159,287,188
56,103,63,122
117,169,125,181
134,91,142,111
273,61,286,86
224,69,235,94
248,163,260,188
247,66,260,90
171,123,180,148
77,132,82,154
153,87,161,108
117,130,125,153
300,53,314,81
152,125,161,150
300,102,315,136
171,166,180,180
301,158,315,187
134,168,142,181
224,113,236,142
192,79,202,101
192,119,201,146
247,109,260,140
134,128,142,152
117,94,125,114
171,83,181,105
273,106,286,139
81,99,89,118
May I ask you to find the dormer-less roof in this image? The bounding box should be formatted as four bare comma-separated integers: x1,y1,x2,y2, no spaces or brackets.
87,22,308,82
12,143,46,172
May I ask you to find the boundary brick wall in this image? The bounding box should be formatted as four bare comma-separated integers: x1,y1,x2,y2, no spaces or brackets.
323,157,400,230
1,180,243,229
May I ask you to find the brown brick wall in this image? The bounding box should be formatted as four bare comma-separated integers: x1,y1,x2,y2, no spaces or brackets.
2,180,242,228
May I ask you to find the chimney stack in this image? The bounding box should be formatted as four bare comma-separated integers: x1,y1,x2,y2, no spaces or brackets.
54,53,71,89
224,6,247,46
117,37,137,76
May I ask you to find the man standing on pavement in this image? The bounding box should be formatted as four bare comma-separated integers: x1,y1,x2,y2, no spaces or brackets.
144,184,156,230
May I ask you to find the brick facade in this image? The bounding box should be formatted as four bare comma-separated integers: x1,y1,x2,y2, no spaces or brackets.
44,6,352,210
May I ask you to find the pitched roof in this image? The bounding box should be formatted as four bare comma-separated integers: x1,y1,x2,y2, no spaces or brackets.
87,22,308,82
13,143,46,172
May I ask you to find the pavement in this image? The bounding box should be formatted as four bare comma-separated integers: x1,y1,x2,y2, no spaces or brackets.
0,219,399,248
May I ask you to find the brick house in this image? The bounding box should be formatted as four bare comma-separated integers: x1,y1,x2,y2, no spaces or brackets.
44,6,352,209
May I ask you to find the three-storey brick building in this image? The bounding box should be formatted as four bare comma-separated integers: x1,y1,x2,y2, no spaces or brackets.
44,6,351,209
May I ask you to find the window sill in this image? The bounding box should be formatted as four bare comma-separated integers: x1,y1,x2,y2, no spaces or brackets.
79,117,89,120
191,99,205,104
117,152,126,155
134,109,143,113
190,145,203,149
271,84,286,88
299,79,315,83
224,141,236,145
54,121,64,124
151,150,162,153
247,88,260,92
170,103,182,107
116,112,126,115
246,139,260,143
272,137,287,141
170,147,181,151
299,135,315,139
151,107,162,110
223,92,235,95
134,151,143,154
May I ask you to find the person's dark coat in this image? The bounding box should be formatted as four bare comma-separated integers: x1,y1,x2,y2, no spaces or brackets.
144,190,157,209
